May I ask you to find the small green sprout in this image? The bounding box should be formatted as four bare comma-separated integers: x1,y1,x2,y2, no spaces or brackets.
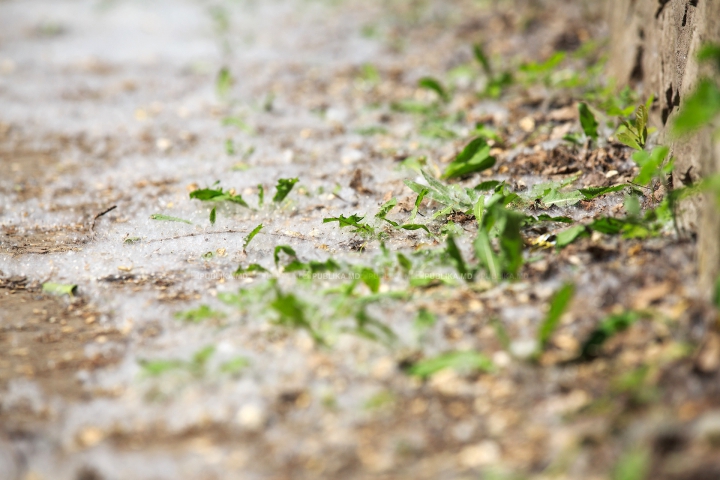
139,345,216,378
578,102,599,142
536,283,575,353
407,351,493,378
273,245,297,269
273,178,299,203
615,105,649,151
579,311,642,360
42,282,77,297
190,185,249,208
632,146,673,185
578,185,626,200
323,214,376,236
225,139,235,155
358,267,380,293
219,357,250,375
413,308,437,338
234,264,270,276
270,287,323,344
418,76,450,103
175,305,226,323
150,214,192,224
243,224,263,251
364,391,395,410
445,235,469,279
442,137,496,179
216,67,233,99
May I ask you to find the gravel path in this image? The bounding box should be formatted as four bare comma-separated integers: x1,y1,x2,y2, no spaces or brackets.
2,1,719,479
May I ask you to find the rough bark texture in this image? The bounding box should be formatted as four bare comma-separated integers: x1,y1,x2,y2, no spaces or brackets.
606,0,720,295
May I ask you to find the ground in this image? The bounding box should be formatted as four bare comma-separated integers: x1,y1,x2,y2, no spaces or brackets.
1,1,720,479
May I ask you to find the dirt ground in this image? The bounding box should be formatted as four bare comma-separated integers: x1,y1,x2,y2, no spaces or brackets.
1,0,720,479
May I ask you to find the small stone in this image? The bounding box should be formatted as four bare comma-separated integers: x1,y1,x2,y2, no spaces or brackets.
236,404,266,431
696,333,720,373
693,411,720,446
553,334,579,353
518,116,536,133
371,357,395,380
487,414,508,435
428,369,464,396
510,339,537,359
410,398,428,415
492,351,511,368
452,422,475,442
459,440,501,468
77,426,104,448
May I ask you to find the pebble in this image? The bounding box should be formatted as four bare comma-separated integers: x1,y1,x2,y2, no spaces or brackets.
459,440,501,468
693,410,720,445
236,404,266,431
510,339,537,359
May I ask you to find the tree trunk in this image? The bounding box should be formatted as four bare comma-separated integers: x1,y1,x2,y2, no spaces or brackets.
606,0,720,296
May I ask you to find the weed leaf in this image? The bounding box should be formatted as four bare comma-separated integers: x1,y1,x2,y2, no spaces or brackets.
42,282,77,297
446,236,469,278
418,77,450,102
407,351,493,378
579,185,626,199
150,214,192,224
274,245,297,268
580,311,641,360
578,102,599,141
537,283,575,351
273,178,299,203
555,225,589,248
443,138,496,179
243,224,264,251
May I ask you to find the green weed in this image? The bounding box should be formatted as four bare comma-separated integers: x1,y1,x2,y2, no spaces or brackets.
42,282,77,297
175,305,226,323
216,67,233,99
615,104,650,151
243,224,263,251
234,264,269,276
190,184,249,208
580,311,642,360
407,350,494,378
632,146,673,186
537,283,575,353
442,137,497,179
578,102,599,142
140,345,217,378
150,214,192,224
273,178,299,203
418,77,450,103
323,213,377,237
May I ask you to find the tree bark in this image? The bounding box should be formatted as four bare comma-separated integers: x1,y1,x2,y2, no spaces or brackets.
606,0,720,296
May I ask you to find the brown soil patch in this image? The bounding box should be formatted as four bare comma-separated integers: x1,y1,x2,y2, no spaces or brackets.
1,224,90,255
0,276,125,428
